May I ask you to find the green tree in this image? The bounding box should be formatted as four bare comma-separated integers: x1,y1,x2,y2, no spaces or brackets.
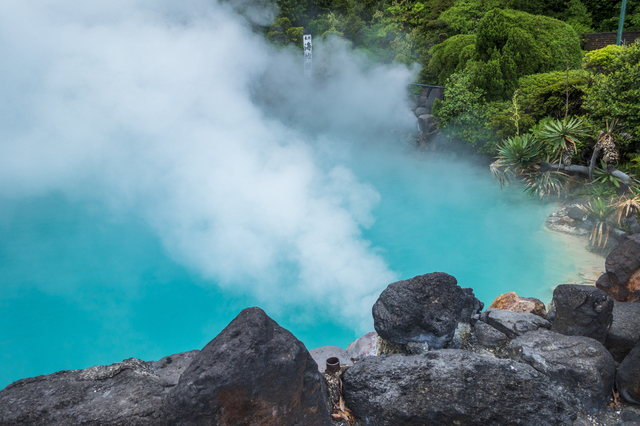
583,41,640,147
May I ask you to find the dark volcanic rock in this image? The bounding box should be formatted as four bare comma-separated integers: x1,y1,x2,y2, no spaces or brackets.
342,350,576,426
551,284,614,343
597,234,640,302
0,358,168,425
617,339,640,404
372,272,483,348
508,329,616,414
474,320,509,347
151,350,199,388
480,308,551,338
164,307,331,426
605,301,640,363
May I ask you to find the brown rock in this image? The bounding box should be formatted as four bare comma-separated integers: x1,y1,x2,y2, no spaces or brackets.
489,291,547,318
596,234,640,301
557,217,576,226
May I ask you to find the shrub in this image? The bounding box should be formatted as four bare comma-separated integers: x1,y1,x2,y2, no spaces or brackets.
583,41,640,146
517,70,589,120
472,9,582,100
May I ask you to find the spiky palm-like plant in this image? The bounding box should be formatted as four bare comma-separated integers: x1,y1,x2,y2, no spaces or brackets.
522,171,567,199
578,198,617,249
539,117,588,166
490,134,543,188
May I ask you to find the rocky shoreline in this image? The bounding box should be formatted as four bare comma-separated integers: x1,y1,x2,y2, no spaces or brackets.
2,206,640,425
2,260,640,425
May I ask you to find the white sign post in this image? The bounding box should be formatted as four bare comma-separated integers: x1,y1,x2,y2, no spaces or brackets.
303,30,312,78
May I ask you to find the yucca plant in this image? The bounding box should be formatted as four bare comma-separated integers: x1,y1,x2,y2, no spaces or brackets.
522,171,567,199
614,185,640,222
490,134,543,188
538,117,588,166
593,160,624,188
578,198,617,249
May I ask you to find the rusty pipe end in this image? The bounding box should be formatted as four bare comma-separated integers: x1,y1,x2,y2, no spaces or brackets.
325,357,340,374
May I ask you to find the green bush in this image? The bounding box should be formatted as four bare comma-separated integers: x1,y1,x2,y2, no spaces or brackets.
472,9,582,100
583,45,624,74
583,41,640,146
432,70,500,153
427,34,477,83
517,70,589,120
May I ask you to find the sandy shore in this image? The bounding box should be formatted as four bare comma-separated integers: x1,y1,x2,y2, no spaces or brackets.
543,226,606,285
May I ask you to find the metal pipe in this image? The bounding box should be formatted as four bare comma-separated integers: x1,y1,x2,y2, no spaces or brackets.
325,357,340,374
617,0,628,45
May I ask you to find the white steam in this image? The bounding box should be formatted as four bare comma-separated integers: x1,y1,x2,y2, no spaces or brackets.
0,0,416,331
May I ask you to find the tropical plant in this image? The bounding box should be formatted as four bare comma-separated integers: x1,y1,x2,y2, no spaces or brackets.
522,170,567,199
593,160,623,188
538,116,588,165
613,185,640,222
490,133,543,187
578,181,618,200
578,198,617,249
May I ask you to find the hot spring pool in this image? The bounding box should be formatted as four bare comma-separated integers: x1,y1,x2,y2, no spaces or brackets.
0,150,601,390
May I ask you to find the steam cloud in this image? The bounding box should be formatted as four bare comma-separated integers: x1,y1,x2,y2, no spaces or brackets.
0,0,417,331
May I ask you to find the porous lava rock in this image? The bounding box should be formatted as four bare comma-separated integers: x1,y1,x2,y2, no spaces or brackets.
489,291,547,318
342,350,576,426
508,329,616,414
605,301,640,363
0,357,173,425
480,308,551,339
372,272,483,348
474,320,509,347
596,234,640,302
617,339,640,405
551,284,613,343
163,307,330,426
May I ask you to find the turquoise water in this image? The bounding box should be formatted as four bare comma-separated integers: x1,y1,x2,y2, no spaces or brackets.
0,150,586,390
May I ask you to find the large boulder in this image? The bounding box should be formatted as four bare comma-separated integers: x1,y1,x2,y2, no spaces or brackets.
596,234,640,302
551,284,613,343
0,357,177,425
342,350,576,426
489,291,547,318
372,272,483,348
164,307,330,426
617,339,640,404
605,301,640,363
508,329,616,414
480,308,551,339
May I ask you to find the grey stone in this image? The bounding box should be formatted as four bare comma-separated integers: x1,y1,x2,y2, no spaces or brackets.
617,339,640,404
372,272,483,348
480,308,551,339
418,114,437,134
551,284,614,343
346,332,378,361
508,329,616,414
567,206,585,220
164,307,331,426
0,357,168,425
625,216,640,234
308,346,352,373
414,106,428,117
150,350,199,389
342,350,576,426
474,320,509,347
605,301,640,363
